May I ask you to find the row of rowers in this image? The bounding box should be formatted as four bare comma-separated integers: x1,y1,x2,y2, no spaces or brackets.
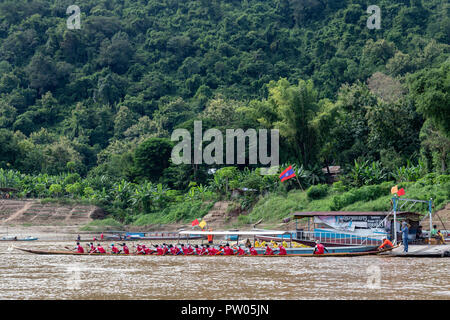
74,242,289,255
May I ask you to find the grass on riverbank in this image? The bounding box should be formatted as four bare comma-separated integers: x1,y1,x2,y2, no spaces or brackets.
133,200,214,226
237,179,450,225
80,218,124,231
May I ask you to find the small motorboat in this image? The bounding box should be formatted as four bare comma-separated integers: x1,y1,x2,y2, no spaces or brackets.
0,236,38,241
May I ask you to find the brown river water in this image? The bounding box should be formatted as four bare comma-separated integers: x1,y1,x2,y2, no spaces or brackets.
0,241,449,300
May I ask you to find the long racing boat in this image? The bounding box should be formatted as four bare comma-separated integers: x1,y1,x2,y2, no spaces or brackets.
13,246,395,257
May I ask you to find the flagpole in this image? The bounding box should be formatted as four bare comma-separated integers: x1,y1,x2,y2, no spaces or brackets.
295,175,303,191
393,196,397,245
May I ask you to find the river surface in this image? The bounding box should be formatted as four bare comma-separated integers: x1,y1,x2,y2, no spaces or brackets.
0,241,449,300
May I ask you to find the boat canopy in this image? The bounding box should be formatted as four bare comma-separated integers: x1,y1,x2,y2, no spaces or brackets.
178,230,290,236
292,211,420,219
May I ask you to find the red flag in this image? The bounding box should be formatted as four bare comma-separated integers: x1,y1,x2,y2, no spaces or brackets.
191,219,199,226
397,188,405,196
279,165,296,182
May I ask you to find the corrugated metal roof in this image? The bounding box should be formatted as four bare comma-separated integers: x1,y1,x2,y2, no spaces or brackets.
293,211,420,218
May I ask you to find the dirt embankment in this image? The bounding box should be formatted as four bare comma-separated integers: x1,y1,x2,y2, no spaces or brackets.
0,199,109,239
0,199,300,235
422,203,450,231
0,199,107,226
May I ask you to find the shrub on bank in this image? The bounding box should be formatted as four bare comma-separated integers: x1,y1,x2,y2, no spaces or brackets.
133,200,214,226
330,183,392,210
80,217,123,231
306,184,329,200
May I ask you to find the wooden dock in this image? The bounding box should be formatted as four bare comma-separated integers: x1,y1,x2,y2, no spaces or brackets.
386,244,450,257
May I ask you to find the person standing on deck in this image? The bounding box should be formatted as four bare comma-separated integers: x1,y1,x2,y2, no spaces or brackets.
313,240,328,255
207,229,214,244
100,233,104,241
401,222,409,252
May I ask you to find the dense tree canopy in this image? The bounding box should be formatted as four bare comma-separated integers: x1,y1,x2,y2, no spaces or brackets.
0,0,448,187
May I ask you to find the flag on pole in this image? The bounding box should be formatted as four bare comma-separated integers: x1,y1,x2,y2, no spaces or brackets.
199,220,207,229
191,218,199,227
279,165,296,182
397,188,405,196
391,185,398,194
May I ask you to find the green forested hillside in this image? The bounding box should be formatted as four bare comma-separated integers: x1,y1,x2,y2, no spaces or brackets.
0,0,449,224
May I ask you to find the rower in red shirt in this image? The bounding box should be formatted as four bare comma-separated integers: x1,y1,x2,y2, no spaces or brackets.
155,245,163,255
313,241,328,255
88,242,95,253
223,244,234,255
111,244,119,254
278,245,287,255
236,245,246,255
248,245,258,255
96,244,106,254
136,244,145,254
121,243,129,254
169,244,181,255
181,244,189,255
75,242,84,253
143,245,152,255
208,246,219,255
162,243,169,255
186,244,194,255
194,245,202,255
264,244,274,255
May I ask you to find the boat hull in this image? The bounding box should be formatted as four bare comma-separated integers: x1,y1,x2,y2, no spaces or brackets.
14,246,392,257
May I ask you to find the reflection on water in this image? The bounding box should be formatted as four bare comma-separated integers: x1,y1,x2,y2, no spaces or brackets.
0,242,449,300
